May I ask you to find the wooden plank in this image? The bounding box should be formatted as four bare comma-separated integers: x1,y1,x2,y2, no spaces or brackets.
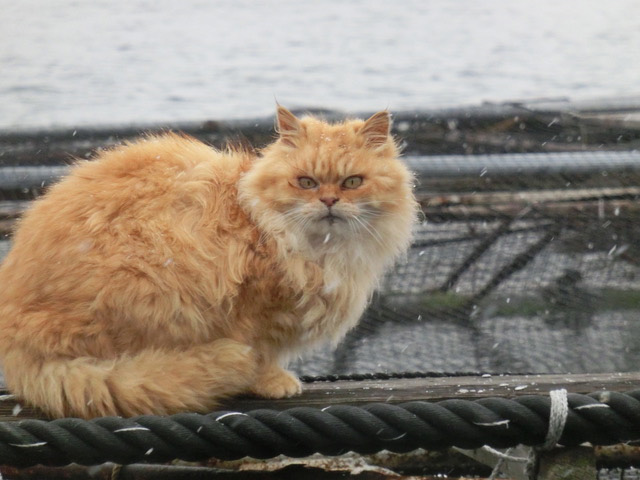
225,372,640,411
1,372,639,421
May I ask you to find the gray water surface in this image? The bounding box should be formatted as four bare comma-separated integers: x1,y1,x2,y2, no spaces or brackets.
1,0,639,129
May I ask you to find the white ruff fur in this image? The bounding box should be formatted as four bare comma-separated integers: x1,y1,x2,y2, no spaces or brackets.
241,193,412,361
235,107,417,367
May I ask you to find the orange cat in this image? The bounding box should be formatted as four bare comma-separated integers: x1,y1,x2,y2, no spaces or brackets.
0,106,417,418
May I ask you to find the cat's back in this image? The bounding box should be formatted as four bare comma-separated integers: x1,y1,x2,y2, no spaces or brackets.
63,133,249,211
16,133,251,235
0,134,254,309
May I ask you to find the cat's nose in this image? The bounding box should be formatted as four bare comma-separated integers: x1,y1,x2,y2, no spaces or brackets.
319,197,339,208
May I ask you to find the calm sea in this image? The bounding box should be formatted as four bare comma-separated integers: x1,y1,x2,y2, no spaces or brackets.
1,0,639,129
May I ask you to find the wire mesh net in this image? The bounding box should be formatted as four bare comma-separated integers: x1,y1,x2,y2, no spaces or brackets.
0,152,639,377
293,152,640,376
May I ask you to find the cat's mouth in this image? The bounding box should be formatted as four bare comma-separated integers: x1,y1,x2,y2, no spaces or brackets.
321,213,344,225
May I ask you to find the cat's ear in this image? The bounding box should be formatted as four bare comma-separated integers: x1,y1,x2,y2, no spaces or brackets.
361,110,391,149
276,105,302,148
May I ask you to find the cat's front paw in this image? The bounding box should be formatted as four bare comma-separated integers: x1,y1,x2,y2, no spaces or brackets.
251,366,302,399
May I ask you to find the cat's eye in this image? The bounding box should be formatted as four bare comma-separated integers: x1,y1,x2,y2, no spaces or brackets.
298,176,318,189
341,176,363,189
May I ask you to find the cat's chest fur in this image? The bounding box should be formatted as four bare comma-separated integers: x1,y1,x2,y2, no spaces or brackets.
316,258,371,340
274,238,379,351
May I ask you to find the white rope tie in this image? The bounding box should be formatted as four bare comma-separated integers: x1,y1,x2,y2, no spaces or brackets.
541,388,568,450
484,446,530,464
487,447,513,480
487,388,569,480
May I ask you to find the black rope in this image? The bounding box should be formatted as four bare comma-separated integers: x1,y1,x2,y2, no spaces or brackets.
300,371,540,383
300,371,471,383
2,390,640,467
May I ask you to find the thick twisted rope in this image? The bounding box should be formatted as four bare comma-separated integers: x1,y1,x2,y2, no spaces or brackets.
1,390,639,467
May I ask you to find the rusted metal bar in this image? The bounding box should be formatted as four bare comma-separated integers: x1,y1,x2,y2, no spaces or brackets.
423,186,640,208
422,198,640,221
0,445,636,479
0,461,480,479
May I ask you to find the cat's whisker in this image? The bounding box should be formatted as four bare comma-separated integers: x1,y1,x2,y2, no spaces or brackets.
280,208,311,225
357,204,387,213
352,215,387,248
359,210,389,220
281,209,307,220
292,212,317,234
354,201,395,209
347,218,360,238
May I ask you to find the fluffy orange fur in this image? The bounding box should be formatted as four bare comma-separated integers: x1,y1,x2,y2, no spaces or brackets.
0,106,417,418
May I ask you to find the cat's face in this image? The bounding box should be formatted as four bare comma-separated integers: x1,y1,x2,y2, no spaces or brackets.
239,107,413,248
